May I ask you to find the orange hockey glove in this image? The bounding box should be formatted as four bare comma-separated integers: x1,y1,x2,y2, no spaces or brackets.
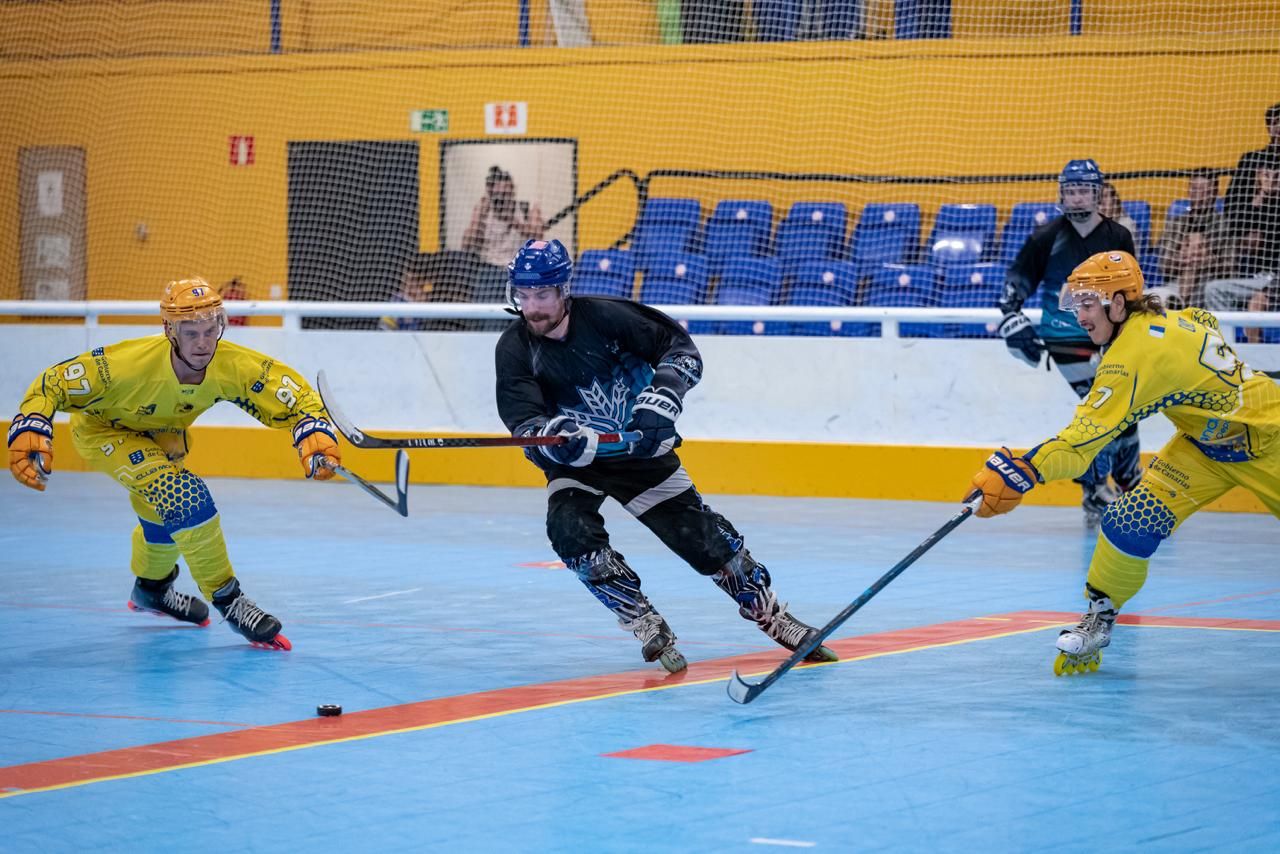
970,447,1039,518
292,417,340,480
8,413,54,492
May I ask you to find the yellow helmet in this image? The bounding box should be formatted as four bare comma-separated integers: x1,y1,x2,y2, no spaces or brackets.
1060,251,1144,311
160,277,226,327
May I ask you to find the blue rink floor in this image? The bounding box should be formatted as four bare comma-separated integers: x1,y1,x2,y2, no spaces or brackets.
1,471,1278,853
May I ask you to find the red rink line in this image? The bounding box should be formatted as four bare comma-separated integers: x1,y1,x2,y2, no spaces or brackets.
2,610,1277,797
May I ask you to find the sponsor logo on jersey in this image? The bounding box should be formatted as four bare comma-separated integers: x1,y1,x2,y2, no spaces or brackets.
128,450,145,465
251,381,265,393
1148,325,1166,338
176,403,194,414
91,347,104,357
135,404,156,417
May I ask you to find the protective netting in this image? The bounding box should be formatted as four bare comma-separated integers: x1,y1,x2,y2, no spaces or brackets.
3,1,1278,337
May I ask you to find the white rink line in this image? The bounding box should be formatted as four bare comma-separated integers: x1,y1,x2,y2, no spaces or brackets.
343,588,423,604
749,839,816,848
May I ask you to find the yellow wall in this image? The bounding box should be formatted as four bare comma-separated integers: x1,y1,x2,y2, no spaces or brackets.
21,420,1267,514
2,35,1276,300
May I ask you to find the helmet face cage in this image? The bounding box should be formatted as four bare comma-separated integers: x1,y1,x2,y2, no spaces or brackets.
506,239,573,311
160,278,228,351
1059,159,1104,222
1060,251,1143,312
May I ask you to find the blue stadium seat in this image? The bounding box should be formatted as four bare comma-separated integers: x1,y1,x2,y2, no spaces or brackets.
851,203,921,275
818,0,863,38
573,249,635,299
928,203,998,266
708,256,782,335
754,0,800,41
1001,202,1062,264
639,252,708,306
705,200,774,279
863,264,938,337
1122,200,1152,254
785,259,857,336
937,262,1005,338
632,198,702,269
777,202,848,280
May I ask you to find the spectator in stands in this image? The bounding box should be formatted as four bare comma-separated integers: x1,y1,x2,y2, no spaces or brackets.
1099,182,1138,244
1223,102,1280,236
1148,230,1214,309
463,166,545,270
1158,167,1226,283
1208,102,1280,311
1207,161,1280,311
1243,278,1280,343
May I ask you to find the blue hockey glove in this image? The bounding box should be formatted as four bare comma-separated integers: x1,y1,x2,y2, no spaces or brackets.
536,416,599,468
625,387,681,458
997,311,1045,369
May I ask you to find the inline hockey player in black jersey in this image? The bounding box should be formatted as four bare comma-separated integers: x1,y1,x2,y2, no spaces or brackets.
996,159,1143,525
494,239,838,673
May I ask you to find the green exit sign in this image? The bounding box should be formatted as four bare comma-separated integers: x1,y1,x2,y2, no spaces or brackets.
410,110,449,133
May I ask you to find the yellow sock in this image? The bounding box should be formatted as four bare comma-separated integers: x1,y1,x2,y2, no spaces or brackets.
1085,533,1150,609
130,525,181,580
169,515,235,599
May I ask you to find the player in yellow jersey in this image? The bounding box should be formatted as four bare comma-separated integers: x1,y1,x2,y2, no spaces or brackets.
6,278,342,650
968,251,1280,674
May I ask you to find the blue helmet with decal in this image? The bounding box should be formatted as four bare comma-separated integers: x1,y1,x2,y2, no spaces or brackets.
1059,159,1104,222
506,238,573,310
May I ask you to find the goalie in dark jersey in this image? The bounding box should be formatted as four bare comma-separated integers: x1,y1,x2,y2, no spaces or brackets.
494,239,837,673
997,159,1142,525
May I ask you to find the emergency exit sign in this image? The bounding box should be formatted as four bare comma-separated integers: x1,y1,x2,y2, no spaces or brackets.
410,110,449,133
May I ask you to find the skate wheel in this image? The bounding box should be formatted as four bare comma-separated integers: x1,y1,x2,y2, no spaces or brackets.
659,647,688,674
1053,653,1069,676
250,633,292,652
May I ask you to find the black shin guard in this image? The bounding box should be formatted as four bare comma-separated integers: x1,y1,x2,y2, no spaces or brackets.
711,549,774,620
566,547,652,623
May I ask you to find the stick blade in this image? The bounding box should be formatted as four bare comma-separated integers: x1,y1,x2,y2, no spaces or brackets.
316,370,366,447
393,450,410,517
726,670,762,705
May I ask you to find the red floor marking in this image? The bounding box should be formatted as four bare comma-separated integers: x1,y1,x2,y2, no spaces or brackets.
603,744,751,762
2,610,1276,797
0,709,249,727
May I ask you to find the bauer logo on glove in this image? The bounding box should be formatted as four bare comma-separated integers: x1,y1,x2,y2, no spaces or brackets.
969,447,1040,518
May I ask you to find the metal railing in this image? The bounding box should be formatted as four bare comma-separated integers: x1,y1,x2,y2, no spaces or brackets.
3,301,1279,341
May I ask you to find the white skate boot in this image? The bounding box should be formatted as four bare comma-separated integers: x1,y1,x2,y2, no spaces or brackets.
1054,593,1116,676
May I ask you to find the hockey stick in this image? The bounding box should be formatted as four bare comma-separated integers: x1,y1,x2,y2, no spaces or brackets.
318,450,410,517
316,370,640,450
29,453,50,485
726,492,983,704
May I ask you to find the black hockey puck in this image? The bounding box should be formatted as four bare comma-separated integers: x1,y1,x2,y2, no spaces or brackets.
316,704,343,717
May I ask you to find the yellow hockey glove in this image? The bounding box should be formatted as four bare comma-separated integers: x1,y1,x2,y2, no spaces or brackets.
970,447,1039,518
8,413,54,492
292,417,340,480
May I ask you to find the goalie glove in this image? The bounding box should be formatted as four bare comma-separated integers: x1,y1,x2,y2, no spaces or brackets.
536,416,599,468
8,413,54,492
625,387,681,458
292,417,340,480
970,447,1040,518
997,311,1045,369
